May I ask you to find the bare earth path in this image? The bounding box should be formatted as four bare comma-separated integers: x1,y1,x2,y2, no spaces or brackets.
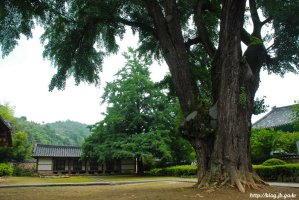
1,181,298,200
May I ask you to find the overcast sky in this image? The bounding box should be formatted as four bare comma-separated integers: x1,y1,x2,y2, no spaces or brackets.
0,27,298,125
0,27,168,124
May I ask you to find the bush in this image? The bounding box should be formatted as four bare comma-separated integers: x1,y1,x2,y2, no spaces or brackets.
253,164,299,182
147,168,163,176
13,163,36,176
146,165,197,177
262,158,287,166
147,164,299,182
0,163,13,176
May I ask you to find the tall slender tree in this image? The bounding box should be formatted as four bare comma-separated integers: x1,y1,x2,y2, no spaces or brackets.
1,0,298,191
82,48,191,168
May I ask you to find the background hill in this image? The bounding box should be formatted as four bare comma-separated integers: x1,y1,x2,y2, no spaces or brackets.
16,117,90,146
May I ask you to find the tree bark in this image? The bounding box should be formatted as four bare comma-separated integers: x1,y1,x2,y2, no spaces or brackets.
144,0,212,181
144,0,199,113
196,0,266,192
144,0,267,192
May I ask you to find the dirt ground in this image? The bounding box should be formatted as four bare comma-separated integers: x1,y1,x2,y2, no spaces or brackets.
0,181,298,200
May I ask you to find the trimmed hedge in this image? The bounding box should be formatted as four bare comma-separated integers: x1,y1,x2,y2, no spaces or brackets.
147,164,299,182
253,164,299,182
146,165,197,176
0,163,13,176
262,158,287,166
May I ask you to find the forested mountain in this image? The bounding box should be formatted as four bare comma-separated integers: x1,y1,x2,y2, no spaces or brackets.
46,120,90,145
0,103,90,162
16,117,90,146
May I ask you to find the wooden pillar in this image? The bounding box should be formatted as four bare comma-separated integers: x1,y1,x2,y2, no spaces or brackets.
68,159,71,174
36,158,39,173
103,163,106,174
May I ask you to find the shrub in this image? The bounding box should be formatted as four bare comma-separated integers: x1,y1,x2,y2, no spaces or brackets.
253,164,299,182
0,163,13,176
146,165,197,177
13,163,36,176
147,168,163,176
262,158,287,166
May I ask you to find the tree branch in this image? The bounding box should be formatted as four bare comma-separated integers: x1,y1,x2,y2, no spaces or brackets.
185,37,201,49
193,0,216,57
144,0,170,44
261,17,273,26
249,0,261,24
115,17,158,39
249,0,262,36
241,28,251,46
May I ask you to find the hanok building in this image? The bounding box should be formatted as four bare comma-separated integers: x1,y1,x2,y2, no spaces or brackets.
32,143,137,175
252,105,297,131
0,116,12,147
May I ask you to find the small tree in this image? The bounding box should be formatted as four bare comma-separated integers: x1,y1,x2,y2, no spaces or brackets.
11,131,31,162
251,129,282,164
251,129,299,164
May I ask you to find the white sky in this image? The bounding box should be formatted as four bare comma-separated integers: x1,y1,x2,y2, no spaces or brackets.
0,27,298,125
0,27,168,124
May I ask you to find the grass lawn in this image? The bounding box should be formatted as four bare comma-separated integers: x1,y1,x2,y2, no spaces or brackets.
0,175,192,185
89,175,180,181
1,182,298,200
0,176,95,185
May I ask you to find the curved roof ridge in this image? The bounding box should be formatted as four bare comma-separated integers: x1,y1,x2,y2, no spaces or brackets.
252,104,295,129
36,143,81,148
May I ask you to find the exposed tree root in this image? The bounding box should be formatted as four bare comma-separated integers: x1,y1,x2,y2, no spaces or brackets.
252,173,269,186
219,177,229,187
197,171,268,193
235,179,245,193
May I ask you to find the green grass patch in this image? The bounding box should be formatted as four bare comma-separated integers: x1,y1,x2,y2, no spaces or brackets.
0,175,188,185
0,175,197,185
90,175,177,182
0,176,95,185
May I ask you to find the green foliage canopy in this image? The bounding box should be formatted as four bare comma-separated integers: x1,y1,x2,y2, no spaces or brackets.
0,103,16,123
1,0,298,91
82,48,193,165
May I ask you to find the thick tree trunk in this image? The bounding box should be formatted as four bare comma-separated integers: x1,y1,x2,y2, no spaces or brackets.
190,136,213,182
144,0,212,181
145,0,267,192
197,0,266,192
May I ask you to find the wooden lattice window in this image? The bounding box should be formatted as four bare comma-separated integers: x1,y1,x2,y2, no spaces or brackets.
73,159,82,171
54,159,65,171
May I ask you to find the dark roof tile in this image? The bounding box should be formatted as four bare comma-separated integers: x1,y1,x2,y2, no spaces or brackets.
252,105,295,129
32,144,81,158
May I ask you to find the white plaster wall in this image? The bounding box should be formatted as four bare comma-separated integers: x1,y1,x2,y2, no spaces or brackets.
121,164,135,170
121,159,135,165
38,158,53,171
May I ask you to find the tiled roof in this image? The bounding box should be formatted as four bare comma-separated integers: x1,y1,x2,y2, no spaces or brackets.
0,116,11,132
0,115,12,146
252,105,295,129
32,144,82,158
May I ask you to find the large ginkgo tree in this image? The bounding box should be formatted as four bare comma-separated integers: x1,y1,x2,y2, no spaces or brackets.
1,0,298,192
